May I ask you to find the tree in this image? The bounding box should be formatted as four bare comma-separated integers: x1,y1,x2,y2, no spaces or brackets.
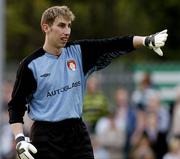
6,0,180,62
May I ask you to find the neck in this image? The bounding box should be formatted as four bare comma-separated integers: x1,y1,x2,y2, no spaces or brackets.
43,43,62,56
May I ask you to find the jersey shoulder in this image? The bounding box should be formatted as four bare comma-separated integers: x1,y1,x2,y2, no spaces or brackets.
20,47,45,67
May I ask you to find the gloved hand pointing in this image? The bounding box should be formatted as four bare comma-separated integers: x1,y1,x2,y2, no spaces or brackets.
143,29,168,56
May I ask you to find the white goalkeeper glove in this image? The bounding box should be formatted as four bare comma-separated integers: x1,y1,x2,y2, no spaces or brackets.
143,29,168,56
16,135,37,159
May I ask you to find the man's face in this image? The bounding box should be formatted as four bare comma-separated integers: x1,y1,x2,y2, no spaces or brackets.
43,16,72,49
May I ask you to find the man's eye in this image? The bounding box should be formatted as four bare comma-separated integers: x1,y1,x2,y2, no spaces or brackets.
58,23,65,28
68,24,72,28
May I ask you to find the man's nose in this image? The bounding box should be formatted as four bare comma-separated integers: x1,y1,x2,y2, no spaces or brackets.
64,27,71,35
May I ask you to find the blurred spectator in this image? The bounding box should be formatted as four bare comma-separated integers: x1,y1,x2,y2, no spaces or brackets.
114,88,138,159
0,110,16,159
130,109,146,147
144,92,170,159
91,135,111,159
146,92,170,134
163,137,180,159
95,111,125,159
95,88,138,159
132,72,155,110
130,133,156,159
169,86,180,138
83,75,109,133
2,80,13,107
0,81,16,159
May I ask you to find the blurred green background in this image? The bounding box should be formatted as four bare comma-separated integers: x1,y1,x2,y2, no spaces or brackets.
6,0,180,62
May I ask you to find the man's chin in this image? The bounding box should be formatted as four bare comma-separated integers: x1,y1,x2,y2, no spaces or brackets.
62,41,68,46
57,43,67,48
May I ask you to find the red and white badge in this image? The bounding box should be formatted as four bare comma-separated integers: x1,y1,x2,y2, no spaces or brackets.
67,60,76,71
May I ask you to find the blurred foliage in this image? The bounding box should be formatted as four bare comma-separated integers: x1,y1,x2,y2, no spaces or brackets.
5,0,180,62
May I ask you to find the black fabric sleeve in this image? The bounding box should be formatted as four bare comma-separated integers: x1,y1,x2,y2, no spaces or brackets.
76,36,135,75
8,61,37,124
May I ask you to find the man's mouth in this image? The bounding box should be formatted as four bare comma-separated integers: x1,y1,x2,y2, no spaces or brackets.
61,37,69,42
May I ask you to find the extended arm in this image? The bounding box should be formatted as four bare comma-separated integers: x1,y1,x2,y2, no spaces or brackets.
77,29,168,76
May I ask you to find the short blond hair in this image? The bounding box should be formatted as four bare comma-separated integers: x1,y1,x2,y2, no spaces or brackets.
41,6,75,27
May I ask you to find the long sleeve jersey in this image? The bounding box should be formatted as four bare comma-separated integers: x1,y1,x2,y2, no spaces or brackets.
8,36,134,124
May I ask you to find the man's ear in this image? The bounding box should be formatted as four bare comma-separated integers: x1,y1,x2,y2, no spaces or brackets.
41,24,49,33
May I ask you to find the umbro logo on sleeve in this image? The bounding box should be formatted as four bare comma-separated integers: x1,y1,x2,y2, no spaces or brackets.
40,73,50,77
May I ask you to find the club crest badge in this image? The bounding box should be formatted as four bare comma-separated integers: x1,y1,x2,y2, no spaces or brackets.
67,60,76,71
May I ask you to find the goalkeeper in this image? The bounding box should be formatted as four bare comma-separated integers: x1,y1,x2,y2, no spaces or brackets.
8,5,168,159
